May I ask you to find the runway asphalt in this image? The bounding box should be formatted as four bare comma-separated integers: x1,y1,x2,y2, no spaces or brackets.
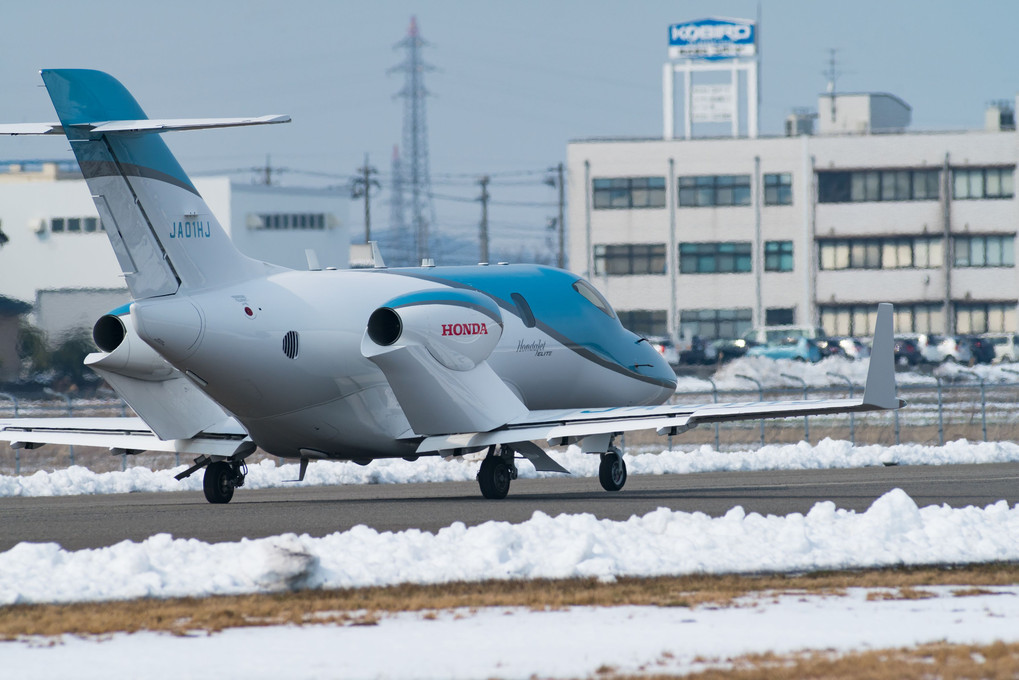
2,462,1019,551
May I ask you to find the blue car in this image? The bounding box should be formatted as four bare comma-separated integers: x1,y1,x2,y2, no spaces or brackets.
746,336,822,363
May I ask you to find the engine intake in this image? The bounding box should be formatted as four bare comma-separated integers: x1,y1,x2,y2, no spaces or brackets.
367,307,403,346
364,289,504,371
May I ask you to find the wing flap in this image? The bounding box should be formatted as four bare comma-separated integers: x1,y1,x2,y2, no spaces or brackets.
0,417,250,457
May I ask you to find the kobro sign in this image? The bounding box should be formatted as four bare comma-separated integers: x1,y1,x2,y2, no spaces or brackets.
668,18,756,60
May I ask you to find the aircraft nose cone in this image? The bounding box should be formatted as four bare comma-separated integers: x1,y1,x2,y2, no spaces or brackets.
132,298,204,362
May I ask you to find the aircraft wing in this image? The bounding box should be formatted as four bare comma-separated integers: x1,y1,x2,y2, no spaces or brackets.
416,302,901,459
0,416,252,458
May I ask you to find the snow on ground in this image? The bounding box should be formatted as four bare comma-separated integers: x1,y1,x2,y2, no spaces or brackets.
6,589,1019,679
2,488,1018,605
3,438,1019,498
5,586,1019,679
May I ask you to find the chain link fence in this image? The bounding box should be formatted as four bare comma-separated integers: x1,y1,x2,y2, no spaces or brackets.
1,380,1017,475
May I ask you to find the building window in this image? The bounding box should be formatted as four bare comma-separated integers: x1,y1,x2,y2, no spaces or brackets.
593,243,666,275
952,167,1014,200
764,173,792,205
820,305,878,336
592,177,666,209
253,213,327,230
817,169,940,203
679,308,752,340
955,302,1016,334
678,175,751,207
953,234,1015,268
48,216,103,234
890,304,945,334
617,310,667,337
823,303,948,336
819,236,943,270
765,307,795,325
679,242,752,274
764,241,793,271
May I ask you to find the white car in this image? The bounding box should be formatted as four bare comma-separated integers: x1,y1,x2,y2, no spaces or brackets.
985,333,1019,363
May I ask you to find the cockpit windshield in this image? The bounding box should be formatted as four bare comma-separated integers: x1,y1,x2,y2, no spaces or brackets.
572,279,616,318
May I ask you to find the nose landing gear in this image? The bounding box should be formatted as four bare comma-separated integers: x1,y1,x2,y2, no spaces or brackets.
598,446,627,492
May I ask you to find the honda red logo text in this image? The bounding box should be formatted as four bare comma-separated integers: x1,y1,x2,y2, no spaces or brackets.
441,323,488,336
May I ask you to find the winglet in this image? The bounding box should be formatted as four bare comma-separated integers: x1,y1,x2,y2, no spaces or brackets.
862,303,898,409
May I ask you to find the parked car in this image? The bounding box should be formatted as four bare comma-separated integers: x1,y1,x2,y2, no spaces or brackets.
893,335,923,366
676,336,707,365
741,325,827,346
831,337,870,360
897,333,970,364
984,333,1019,363
746,336,822,363
958,335,995,365
705,337,751,364
645,336,679,367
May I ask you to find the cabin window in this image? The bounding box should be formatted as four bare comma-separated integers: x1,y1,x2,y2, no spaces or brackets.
511,293,536,328
572,280,615,318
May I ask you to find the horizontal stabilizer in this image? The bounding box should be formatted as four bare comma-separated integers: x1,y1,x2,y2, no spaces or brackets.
86,115,291,134
0,115,289,137
0,122,64,136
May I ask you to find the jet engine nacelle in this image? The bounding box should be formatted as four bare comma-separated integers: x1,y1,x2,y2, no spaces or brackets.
87,312,176,381
365,289,504,371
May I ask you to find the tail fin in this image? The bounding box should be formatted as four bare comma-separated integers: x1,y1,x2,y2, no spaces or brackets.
40,69,273,298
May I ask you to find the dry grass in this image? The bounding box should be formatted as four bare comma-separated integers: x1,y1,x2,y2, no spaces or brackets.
2,563,1018,639
605,641,1019,679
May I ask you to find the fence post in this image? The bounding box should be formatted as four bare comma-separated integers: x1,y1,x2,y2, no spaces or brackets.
827,372,855,444
957,370,987,442
935,376,944,446
781,373,809,443
707,377,720,451
44,388,75,466
736,374,765,447
2,392,21,475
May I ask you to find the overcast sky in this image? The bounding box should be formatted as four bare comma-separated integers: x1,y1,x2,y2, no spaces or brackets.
2,0,1015,262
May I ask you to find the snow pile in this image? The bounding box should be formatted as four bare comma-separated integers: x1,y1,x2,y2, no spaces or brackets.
933,361,1019,383
4,438,1019,498
2,488,1018,604
674,355,937,393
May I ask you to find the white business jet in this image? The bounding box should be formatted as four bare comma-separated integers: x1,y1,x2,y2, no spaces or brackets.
0,70,901,503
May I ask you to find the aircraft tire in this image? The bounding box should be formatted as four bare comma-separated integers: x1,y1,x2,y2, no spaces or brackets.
599,449,627,492
203,461,236,504
478,456,511,499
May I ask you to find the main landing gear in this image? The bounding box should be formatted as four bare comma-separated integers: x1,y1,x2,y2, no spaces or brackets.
474,441,629,498
202,459,247,504
598,446,627,492
477,445,517,499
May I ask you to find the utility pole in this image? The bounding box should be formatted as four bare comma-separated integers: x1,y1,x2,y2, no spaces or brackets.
555,162,565,268
545,163,566,268
351,153,380,243
478,175,490,263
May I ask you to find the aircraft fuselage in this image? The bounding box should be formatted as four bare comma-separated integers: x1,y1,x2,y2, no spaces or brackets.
132,264,677,460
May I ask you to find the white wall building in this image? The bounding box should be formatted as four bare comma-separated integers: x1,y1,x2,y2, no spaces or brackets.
0,161,348,342
567,93,1019,341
